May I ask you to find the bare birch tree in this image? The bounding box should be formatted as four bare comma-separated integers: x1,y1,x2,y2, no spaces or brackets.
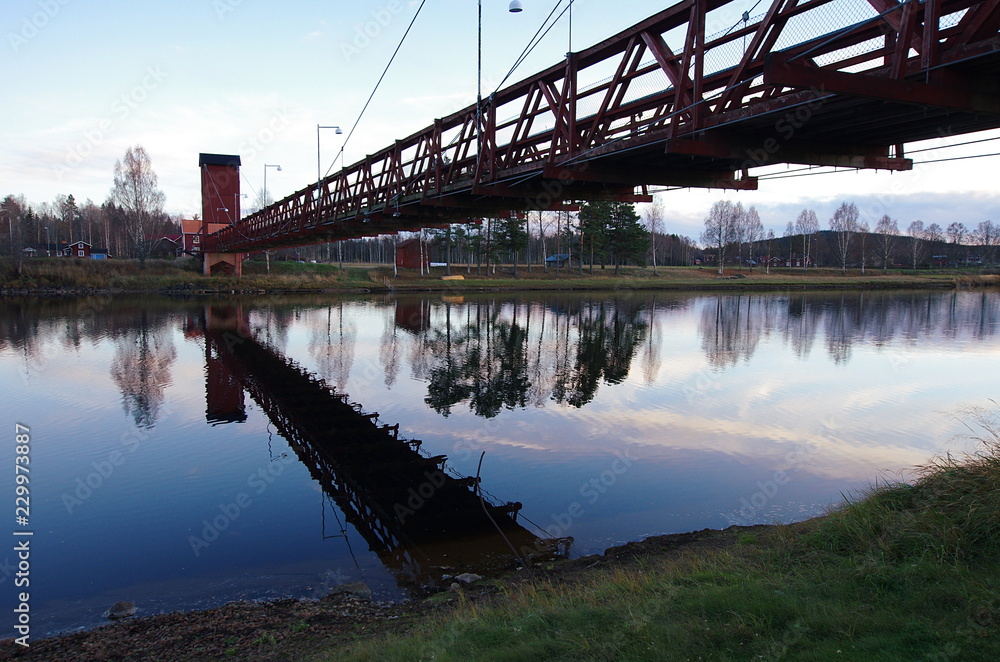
829,202,859,275
874,214,898,273
701,200,738,276
765,229,775,274
857,220,869,275
731,202,748,269
925,223,944,243
111,145,166,267
907,220,927,272
976,220,997,265
794,208,819,270
745,206,764,272
2,195,28,275
645,196,665,275
946,222,967,245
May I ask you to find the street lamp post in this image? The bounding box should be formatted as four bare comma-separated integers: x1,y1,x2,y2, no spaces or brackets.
263,164,281,274
568,0,573,53
472,2,523,274
44,226,50,257
479,2,526,140
317,124,344,268
316,125,343,186
566,0,573,57
233,193,247,223
263,163,282,209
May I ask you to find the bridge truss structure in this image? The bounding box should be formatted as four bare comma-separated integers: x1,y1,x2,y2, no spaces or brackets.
208,0,1000,253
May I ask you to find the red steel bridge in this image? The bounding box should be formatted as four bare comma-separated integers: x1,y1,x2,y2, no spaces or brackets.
206,0,1000,255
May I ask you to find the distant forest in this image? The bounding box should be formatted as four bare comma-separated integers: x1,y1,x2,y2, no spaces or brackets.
2,190,995,272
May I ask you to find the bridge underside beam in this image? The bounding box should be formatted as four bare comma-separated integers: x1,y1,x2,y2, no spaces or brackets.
665,134,914,171
541,164,758,190
469,179,657,203
764,56,1000,116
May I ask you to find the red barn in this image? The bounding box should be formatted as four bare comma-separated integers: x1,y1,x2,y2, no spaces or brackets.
395,238,429,269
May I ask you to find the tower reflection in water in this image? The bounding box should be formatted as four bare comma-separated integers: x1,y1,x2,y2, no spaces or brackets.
193,305,570,594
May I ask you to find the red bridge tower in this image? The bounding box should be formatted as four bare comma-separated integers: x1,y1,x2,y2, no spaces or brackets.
199,153,243,276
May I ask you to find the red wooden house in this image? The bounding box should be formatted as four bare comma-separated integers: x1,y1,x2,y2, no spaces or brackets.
64,241,91,258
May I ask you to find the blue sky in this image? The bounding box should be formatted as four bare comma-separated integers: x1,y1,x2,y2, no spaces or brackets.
3,0,998,239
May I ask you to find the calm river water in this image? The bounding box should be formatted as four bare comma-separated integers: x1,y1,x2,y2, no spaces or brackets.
2,289,998,635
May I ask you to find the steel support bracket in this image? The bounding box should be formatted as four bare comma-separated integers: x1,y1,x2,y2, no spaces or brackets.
763,54,1000,115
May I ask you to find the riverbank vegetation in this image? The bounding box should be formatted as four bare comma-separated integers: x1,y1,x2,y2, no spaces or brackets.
2,257,996,295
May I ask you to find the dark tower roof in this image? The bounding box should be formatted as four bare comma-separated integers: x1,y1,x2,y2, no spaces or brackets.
198,153,241,167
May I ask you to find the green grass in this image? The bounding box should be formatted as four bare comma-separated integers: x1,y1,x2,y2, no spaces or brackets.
0,257,375,292
327,407,1000,661
816,404,1000,566
253,632,277,646
4,257,993,294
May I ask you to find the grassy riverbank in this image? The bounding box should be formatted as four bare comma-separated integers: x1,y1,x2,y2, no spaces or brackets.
8,410,998,661
2,257,997,294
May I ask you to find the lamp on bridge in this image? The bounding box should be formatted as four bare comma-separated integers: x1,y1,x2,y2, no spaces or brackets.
263,163,282,209
316,124,344,188
478,0,528,101
317,124,345,268
263,164,281,274
478,1,524,170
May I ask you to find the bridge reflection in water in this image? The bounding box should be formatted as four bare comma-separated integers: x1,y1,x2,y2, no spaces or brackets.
197,305,570,593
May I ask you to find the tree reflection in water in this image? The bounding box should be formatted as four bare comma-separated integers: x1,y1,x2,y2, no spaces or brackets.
415,296,651,416
374,290,1000,418
1,290,997,429
109,310,177,428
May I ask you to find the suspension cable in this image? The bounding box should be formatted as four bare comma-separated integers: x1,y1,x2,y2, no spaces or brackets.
323,0,429,179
